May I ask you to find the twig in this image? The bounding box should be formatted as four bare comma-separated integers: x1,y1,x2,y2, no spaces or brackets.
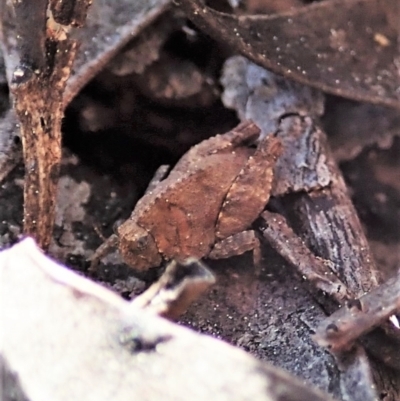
314,273,400,352
9,0,91,249
132,258,216,319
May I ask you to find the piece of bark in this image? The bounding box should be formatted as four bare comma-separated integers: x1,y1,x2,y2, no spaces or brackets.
272,118,380,295
220,55,380,294
1,238,337,401
10,40,76,250
214,56,400,395
259,208,400,372
265,114,400,370
7,0,92,250
259,113,400,371
259,210,351,304
221,55,324,137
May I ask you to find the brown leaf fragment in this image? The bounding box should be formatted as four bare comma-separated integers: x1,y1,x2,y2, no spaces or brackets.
178,0,400,109
314,272,400,353
1,238,338,401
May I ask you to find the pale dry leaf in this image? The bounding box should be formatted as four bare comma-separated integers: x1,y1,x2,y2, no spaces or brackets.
1,238,337,401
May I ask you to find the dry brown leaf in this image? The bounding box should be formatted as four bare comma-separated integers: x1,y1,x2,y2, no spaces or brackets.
178,0,400,109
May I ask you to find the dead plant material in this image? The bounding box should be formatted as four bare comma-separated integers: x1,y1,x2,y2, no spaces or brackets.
178,0,400,110
132,258,216,319
219,56,400,378
8,0,91,250
314,272,400,352
1,238,337,401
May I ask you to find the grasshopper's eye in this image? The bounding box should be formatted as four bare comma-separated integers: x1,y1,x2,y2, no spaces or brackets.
118,222,162,271
136,235,149,250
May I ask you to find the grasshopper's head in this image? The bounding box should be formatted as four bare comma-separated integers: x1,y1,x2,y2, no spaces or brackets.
118,221,162,271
